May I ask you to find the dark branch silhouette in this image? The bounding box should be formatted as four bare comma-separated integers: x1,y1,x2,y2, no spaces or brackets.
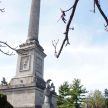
0,8,5,12
0,1,5,12
0,41,17,56
54,0,79,58
0,1,15,56
53,0,108,58
95,0,108,30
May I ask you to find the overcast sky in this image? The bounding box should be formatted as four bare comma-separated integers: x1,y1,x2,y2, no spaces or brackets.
0,0,108,93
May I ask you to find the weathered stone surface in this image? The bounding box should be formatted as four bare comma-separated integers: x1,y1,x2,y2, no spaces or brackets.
0,84,44,108
15,42,46,79
27,0,40,42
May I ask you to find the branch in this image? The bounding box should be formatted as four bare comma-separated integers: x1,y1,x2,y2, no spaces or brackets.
0,8,5,12
0,41,17,56
55,0,79,58
0,1,5,12
57,6,73,23
0,41,17,51
0,49,14,56
95,0,108,30
52,40,59,56
64,6,73,12
94,0,96,13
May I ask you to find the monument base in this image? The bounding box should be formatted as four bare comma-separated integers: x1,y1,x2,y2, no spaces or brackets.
0,76,46,108
0,86,44,108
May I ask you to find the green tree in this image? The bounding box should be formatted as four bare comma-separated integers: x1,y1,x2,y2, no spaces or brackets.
83,90,105,108
57,79,87,108
104,89,108,108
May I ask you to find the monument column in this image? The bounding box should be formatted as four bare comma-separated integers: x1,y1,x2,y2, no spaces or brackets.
27,0,41,42
13,0,46,79
0,0,57,107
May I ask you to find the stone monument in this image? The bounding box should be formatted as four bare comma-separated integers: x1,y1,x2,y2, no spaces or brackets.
0,0,56,108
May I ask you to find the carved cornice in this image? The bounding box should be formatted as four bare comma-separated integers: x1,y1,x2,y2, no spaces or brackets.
20,40,43,51
16,40,46,57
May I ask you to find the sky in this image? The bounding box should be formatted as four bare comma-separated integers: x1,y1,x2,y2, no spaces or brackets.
0,0,108,93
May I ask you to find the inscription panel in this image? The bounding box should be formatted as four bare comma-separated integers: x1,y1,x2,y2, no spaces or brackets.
20,55,31,71
35,57,42,74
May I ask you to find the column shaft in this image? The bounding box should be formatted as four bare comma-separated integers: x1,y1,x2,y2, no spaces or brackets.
27,0,40,41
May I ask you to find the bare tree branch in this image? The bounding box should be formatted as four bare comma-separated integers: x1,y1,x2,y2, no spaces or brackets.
54,0,79,58
0,49,14,56
0,8,5,12
52,40,59,56
0,41,17,51
95,0,108,30
0,41,17,56
93,0,96,13
53,0,108,58
0,1,5,12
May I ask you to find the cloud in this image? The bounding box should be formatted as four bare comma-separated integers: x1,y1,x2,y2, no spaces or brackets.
43,40,108,92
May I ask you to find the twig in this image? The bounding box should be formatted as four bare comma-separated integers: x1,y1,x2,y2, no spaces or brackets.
0,8,5,12
0,41,17,51
0,49,14,56
95,0,108,30
0,1,5,12
64,6,73,12
55,0,79,58
93,0,96,13
52,40,59,56
0,41,17,55
54,0,108,58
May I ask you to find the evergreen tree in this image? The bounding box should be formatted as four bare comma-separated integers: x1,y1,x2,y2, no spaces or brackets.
104,89,108,108
57,79,87,108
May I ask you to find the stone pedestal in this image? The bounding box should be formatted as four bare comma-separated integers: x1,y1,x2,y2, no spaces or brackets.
0,41,57,108
0,80,45,108
42,95,57,108
0,41,46,108
15,41,46,79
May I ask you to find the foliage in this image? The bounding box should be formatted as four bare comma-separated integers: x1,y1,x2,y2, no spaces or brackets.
83,90,105,108
57,79,87,108
104,89,108,108
105,99,108,108
0,93,13,108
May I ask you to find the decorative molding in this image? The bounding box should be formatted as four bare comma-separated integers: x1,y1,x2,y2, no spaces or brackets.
19,40,44,52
